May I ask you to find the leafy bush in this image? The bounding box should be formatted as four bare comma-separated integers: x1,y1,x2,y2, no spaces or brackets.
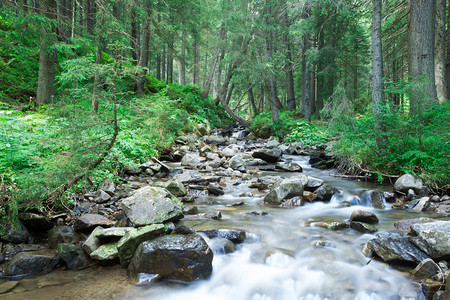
285,120,329,146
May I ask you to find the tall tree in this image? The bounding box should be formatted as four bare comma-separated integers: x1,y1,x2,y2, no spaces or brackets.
435,0,446,103
265,0,279,121
372,0,385,142
408,0,438,112
282,0,295,111
36,0,57,106
301,1,311,121
136,4,151,95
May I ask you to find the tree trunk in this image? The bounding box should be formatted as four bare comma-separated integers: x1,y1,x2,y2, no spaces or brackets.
136,8,151,96
315,37,324,119
408,0,438,112
435,0,446,103
161,46,166,82
180,26,187,85
301,2,311,121
265,2,279,121
372,0,385,141
249,84,257,116
92,44,102,114
446,0,450,100
36,0,57,106
130,3,139,64
201,24,225,99
156,55,161,80
282,0,295,111
167,40,174,83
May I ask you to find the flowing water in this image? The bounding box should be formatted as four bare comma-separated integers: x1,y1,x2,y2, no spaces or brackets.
2,153,429,299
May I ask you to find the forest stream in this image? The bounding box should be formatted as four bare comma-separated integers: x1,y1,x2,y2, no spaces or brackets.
1,132,438,300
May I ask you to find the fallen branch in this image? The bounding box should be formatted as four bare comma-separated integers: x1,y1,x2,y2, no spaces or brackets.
329,174,371,179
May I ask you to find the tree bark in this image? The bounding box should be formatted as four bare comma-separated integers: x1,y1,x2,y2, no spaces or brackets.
282,0,295,111
265,1,279,121
167,40,174,83
130,2,139,64
249,84,257,116
136,7,151,96
408,0,438,112
435,0,446,103
372,0,386,142
201,24,225,99
180,26,186,85
193,33,200,85
446,0,450,99
161,46,166,82
301,2,311,121
36,0,57,106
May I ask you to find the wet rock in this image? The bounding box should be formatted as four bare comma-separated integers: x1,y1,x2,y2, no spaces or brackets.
436,204,450,216
383,192,396,203
412,197,430,212
57,243,91,270
311,221,348,230
0,281,19,294
430,195,441,203
410,221,450,259
313,185,339,202
305,176,324,191
252,148,282,163
204,211,222,220
245,158,268,166
99,179,116,194
165,181,187,197
18,213,53,232
48,226,81,249
222,147,237,158
205,135,227,146
412,258,440,279
303,191,317,202
266,140,280,148
367,234,429,263
117,224,165,266
185,176,222,185
181,153,201,167
247,211,269,216
121,186,183,227
194,122,211,136
95,190,111,204
0,218,28,243
90,242,118,260
208,238,236,254
280,196,304,208
74,214,115,233
350,222,378,233
1,244,47,263
360,190,385,209
229,155,246,172
394,174,424,193
82,226,104,255
123,165,141,175
184,206,199,215
127,234,213,282
264,175,307,205
350,210,379,224
95,227,131,240
275,162,303,172
199,229,246,243
207,186,224,196
5,249,59,277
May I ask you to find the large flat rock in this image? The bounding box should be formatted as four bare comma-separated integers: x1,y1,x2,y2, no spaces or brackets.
410,221,450,259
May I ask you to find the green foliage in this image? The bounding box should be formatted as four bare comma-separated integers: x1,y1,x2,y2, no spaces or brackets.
285,120,329,146
250,111,273,138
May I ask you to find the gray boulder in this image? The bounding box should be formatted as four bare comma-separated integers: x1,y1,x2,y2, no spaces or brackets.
90,242,118,260
199,229,246,243
208,238,236,254
5,250,59,276
127,234,213,282
165,181,187,197
305,176,324,191
350,222,377,233
410,221,450,259
0,218,28,244
360,190,385,209
229,155,246,172
275,162,303,172
313,185,339,202
222,147,237,158
121,186,183,227
264,176,307,204
350,210,379,224
367,234,429,263
181,153,201,167
48,226,81,249
74,214,115,233
412,258,440,279
58,243,91,270
252,148,282,163
117,224,166,266
205,135,226,146
394,174,423,193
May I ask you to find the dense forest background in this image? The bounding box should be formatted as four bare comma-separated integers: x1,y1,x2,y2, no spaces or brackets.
0,0,449,217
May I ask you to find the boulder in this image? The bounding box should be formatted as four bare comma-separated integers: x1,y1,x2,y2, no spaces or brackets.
410,221,450,259
82,226,104,255
117,224,165,266
165,181,187,197
123,165,141,175
229,155,246,172
350,222,377,233
74,214,115,233
127,234,213,282
208,238,236,254
18,213,53,231
181,153,201,167
367,234,429,263
303,191,317,202
305,176,324,191
204,211,222,220
360,190,385,209
252,148,282,163
199,229,246,243
394,174,424,193
0,218,28,244
57,243,91,270
264,176,307,205
90,242,119,260
412,258,440,279
95,190,111,204
222,147,237,158
205,135,226,146
350,210,379,224
393,218,435,232
5,249,59,276
275,162,303,172
121,186,183,227
266,140,280,148
280,196,304,208
207,186,224,196
411,197,430,212
311,221,349,230
194,122,211,136
48,226,81,249
313,185,339,202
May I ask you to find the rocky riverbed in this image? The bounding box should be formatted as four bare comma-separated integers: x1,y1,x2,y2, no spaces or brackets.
1,124,449,299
